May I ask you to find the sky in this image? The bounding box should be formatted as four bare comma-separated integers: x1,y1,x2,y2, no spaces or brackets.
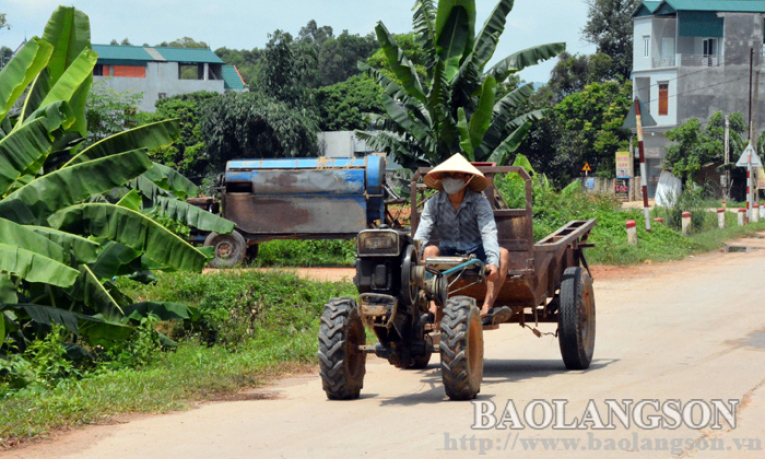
1,0,596,83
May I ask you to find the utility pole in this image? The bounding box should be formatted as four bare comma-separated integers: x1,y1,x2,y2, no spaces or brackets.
748,48,754,222
635,99,651,233
725,115,730,202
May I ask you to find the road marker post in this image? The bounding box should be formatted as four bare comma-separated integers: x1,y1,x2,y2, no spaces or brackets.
626,220,638,246
634,100,651,233
754,204,760,223
653,217,664,225
718,208,726,229
739,208,746,226
681,212,692,236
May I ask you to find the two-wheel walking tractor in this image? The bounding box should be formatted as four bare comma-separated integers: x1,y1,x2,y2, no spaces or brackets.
319,166,597,401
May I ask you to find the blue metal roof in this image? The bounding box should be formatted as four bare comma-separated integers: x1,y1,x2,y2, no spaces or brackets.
635,0,765,16
92,44,224,64
222,65,246,90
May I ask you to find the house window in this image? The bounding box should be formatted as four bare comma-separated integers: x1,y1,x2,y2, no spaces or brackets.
179,63,203,80
158,93,167,100
658,83,669,116
643,36,650,57
93,64,110,76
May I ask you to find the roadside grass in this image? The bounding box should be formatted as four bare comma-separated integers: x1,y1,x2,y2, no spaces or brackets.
253,239,355,267
0,271,356,442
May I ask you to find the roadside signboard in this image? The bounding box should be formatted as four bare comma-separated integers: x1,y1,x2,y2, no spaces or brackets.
736,143,762,167
616,151,631,178
615,178,629,200
582,162,591,172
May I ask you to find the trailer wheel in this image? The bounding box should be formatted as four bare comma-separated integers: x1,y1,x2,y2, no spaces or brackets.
558,267,596,370
440,296,483,400
318,298,366,400
204,230,246,268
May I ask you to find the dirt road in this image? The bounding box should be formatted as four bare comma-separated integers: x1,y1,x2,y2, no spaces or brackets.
7,237,765,458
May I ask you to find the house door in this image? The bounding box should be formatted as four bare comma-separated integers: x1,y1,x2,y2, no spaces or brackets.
661,38,675,66
703,38,718,66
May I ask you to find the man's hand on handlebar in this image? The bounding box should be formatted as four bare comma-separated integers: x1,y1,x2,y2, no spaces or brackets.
486,264,499,282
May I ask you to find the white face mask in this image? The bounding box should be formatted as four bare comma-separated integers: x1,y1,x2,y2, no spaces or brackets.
442,176,472,195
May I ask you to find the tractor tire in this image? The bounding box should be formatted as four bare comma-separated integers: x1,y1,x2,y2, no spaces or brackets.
440,296,483,400
204,230,246,268
407,334,433,369
558,267,596,370
318,298,366,400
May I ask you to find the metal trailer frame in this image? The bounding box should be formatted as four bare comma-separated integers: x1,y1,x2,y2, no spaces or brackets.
410,166,596,326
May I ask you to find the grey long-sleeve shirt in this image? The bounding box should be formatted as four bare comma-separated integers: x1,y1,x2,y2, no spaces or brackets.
413,189,500,266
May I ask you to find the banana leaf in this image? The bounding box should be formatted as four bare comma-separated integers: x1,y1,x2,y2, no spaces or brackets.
0,149,152,224
122,302,191,322
48,203,210,272
0,304,132,344
71,265,124,320
468,75,496,152
63,119,180,168
488,42,566,82
89,242,142,281
116,189,142,211
0,243,79,287
457,107,473,157
412,0,437,69
38,48,98,111
142,161,199,199
28,226,100,264
435,3,473,82
22,6,91,124
473,83,535,159
374,23,427,104
0,274,17,306
0,110,71,196
0,38,54,124
380,95,430,143
472,0,514,68
152,196,235,234
0,217,65,262
486,120,533,165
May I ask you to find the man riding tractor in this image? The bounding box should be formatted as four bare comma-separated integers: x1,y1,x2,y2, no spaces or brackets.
414,153,512,327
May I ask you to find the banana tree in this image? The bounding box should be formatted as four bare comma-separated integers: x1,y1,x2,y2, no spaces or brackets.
0,6,234,353
358,0,565,167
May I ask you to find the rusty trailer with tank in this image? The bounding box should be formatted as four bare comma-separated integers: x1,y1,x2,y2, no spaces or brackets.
190,155,392,267
319,165,596,401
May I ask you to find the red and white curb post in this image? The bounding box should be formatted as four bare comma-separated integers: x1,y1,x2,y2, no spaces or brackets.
718,208,726,229
634,100,651,233
739,208,746,226
754,204,760,223
681,211,692,236
626,220,638,246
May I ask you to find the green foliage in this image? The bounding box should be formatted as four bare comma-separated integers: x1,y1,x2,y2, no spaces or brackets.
315,74,384,131
551,80,632,181
256,239,356,267
200,92,319,170
548,52,614,102
85,80,143,146
365,32,428,83
582,0,641,79
360,0,565,168
259,30,319,106
0,6,233,388
157,37,209,49
664,111,747,182
140,91,218,177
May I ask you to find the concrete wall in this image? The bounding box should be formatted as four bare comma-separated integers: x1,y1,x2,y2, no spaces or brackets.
94,61,225,112
634,18,654,72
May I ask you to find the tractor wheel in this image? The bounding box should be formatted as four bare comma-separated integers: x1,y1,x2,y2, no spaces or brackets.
407,334,433,369
440,296,483,400
318,298,366,400
204,230,246,268
558,267,596,370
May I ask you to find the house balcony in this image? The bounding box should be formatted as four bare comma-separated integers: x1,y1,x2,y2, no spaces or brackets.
650,54,722,69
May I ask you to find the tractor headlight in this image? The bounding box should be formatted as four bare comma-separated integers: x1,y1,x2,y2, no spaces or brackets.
358,230,400,256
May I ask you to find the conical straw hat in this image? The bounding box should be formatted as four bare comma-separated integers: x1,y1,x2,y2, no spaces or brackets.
423,153,489,192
